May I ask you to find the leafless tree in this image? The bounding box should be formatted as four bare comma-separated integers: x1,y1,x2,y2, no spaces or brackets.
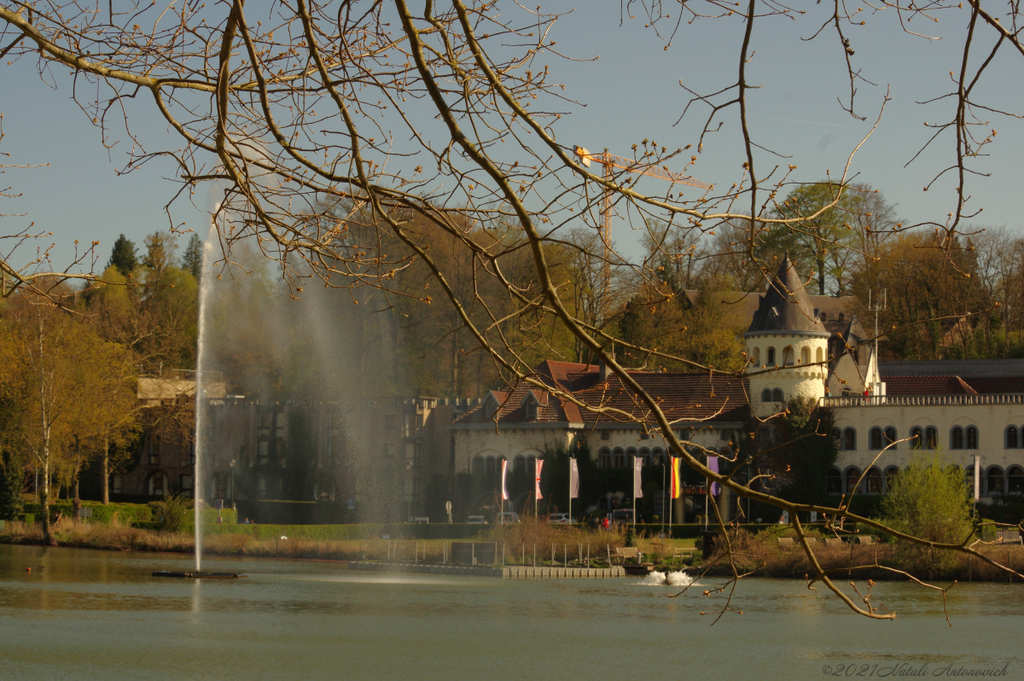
2,0,1023,617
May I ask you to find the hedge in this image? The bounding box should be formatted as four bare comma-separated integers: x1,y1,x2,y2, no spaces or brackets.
22,501,154,525
17,501,238,529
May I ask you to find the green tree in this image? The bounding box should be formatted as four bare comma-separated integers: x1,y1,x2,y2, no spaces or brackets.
852,231,992,360
181,234,203,281
881,453,975,574
764,183,895,296
770,397,838,509
141,231,178,285
0,450,25,521
107,235,138,278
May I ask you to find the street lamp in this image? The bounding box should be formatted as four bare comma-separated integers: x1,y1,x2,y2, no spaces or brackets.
229,459,236,510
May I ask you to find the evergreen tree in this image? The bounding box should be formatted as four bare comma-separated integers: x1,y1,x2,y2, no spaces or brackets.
771,397,838,508
0,450,23,521
107,234,138,277
181,233,203,281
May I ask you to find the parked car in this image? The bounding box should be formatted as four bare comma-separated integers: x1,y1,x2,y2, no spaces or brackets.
466,515,487,524
548,513,572,524
497,512,520,524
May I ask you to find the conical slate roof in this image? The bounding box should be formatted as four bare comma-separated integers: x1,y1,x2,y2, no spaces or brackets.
745,256,828,336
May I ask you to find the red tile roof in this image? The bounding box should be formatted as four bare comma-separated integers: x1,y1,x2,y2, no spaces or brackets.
884,376,977,395
457,360,749,427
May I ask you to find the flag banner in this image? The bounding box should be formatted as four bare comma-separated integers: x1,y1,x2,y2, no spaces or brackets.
569,458,579,499
633,456,643,499
500,459,509,501
670,457,682,499
708,456,720,496
535,459,544,500
973,454,981,502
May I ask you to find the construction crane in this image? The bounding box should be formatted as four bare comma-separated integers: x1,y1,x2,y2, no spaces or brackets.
574,145,711,320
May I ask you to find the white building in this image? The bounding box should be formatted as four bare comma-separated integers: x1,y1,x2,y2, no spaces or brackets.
453,256,1024,515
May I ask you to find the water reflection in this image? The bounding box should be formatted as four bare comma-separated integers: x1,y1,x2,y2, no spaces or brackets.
1,544,1022,681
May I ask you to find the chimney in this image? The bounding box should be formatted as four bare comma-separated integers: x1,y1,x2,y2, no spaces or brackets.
599,346,616,382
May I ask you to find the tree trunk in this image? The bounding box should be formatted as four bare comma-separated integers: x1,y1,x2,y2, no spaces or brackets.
72,437,82,522
40,457,55,546
101,436,110,505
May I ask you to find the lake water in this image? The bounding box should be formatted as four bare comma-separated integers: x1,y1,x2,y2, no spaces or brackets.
0,544,1020,680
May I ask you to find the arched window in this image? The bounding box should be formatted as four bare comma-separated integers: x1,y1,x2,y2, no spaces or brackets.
884,427,897,449
599,448,612,468
762,388,773,402
652,448,665,466
148,471,166,497
925,427,938,450
869,427,883,450
910,426,923,449
884,466,901,492
815,347,824,363
767,347,776,365
845,467,862,494
783,345,794,366
966,426,978,449
986,466,1005,495
639,447,651,465
865,467,882,494
1006,426,1019,450
752,347,761,365
826,468,842,494
1008,466,1024,494
800,347,810,364
514,455,526,473
951,426,964,450
832,428,843,450
772,388,784,402
472,456,484,476
613,448,626,468
486,456,496,476
843,427,856,451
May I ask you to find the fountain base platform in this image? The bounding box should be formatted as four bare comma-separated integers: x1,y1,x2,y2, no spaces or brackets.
153,571,246,579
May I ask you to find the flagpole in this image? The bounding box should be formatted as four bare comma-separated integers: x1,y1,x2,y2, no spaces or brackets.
632,455,637,530
568,456,572,523
661,462,665,535
669,456,674,529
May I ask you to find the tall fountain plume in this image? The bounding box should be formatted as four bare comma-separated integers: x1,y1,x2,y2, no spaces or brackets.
193,217,219,572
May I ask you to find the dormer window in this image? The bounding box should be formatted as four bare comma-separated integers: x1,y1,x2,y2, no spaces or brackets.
521,391,547,421
484,393,502,419
820,311,827,322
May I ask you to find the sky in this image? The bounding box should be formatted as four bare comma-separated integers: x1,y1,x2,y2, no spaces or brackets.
3,2,1022,275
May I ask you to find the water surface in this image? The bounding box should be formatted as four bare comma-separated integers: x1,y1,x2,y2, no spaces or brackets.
0,545,1019,680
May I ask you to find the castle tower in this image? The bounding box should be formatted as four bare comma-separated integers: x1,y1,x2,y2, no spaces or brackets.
744,257,829,418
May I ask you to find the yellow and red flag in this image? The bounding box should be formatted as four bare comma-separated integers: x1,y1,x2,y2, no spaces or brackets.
670,457,682,499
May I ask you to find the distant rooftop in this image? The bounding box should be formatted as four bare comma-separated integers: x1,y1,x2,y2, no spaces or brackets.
881,359,1024,378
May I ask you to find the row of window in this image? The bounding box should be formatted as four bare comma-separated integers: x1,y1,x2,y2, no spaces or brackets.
833,425,986,451
827,465,1024,496
471,454,540,477
111,472,193,497
596,447,668,468
750,345,824,367
761,388,784,403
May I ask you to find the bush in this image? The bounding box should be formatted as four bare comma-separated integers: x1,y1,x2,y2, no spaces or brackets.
150,496,193,533
881,452,974,574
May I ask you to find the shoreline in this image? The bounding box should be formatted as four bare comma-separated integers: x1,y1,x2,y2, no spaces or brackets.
4,521,1023,583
